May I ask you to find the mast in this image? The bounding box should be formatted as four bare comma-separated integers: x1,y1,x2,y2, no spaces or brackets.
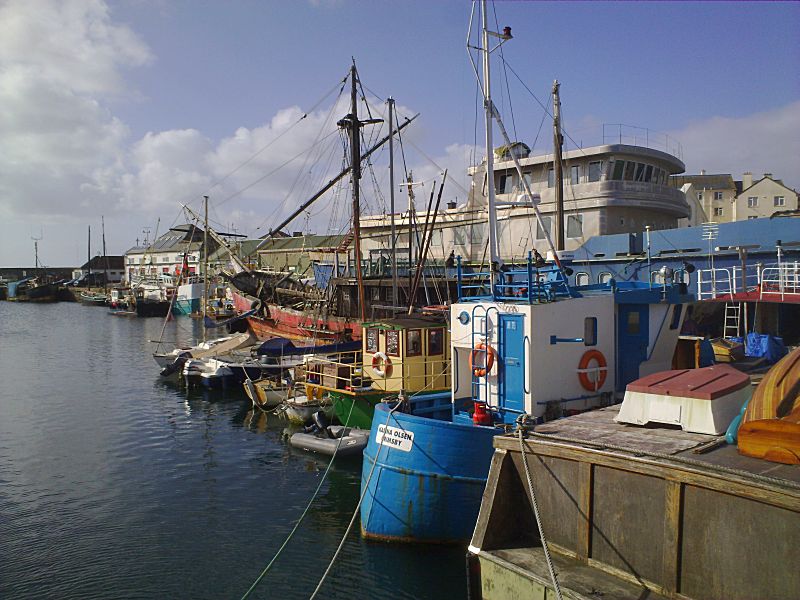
203,195,209,340
87,226,92,276
388,97,398,307
481,0,501,283
101,216,109,290
552,80,565,251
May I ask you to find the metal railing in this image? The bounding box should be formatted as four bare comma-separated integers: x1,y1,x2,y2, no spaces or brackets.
696,261,799,301
760,262,800,301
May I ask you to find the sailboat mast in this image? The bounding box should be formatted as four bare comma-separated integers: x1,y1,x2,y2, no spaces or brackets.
481,0,501,280
388,97,398,307
349,65,367,322
203,195,209,340
102,216,109,289
553,80,565,251
87,226,92,276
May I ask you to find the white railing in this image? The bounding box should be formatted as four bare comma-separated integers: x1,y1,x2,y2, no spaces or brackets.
760,261,800,301
697,261,799,301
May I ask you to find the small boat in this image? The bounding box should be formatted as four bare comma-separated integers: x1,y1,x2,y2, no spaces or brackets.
154,332,255,370
737,345,800,464
243,377,291,410
278,386,335,425
79,291,108,306
290,426,369,458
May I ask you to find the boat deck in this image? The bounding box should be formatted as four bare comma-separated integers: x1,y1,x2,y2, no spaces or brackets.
470,406,800,600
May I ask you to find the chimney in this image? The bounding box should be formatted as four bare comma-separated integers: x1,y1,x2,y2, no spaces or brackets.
447,201,457,210
763,173,773,180
742,171,753,189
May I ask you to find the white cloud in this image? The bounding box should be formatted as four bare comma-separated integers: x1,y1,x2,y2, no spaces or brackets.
670,101,800,190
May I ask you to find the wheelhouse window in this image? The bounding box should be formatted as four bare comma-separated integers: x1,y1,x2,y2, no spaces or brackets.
366,328,379,353
497,173,513,194
748,196,758,207
386,330,400,356
567,214,583,238
406,329,422,357
588,161,603,182
774,196,785,207
427,328,444,356
644,165,653,182
536,216,553,240
634,163,646,182
598,272,612,285
575,272,590,286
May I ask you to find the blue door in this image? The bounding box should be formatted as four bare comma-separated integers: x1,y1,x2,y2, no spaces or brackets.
499,313,525,420
617,304,650,390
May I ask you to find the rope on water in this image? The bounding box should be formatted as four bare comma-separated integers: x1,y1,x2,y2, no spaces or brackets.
517,415,563,600
308,400,403,600
239,391,357,600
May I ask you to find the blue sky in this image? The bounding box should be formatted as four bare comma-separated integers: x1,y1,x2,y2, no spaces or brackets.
1,0,798,267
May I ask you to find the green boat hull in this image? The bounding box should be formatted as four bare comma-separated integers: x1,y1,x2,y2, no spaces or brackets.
330,391,389,429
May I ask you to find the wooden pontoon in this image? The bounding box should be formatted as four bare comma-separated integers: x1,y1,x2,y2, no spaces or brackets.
468,406,800,600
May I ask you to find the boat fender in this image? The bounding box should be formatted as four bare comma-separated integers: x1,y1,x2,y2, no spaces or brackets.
470,343,496,378
577,350,608,391
372,352,393,378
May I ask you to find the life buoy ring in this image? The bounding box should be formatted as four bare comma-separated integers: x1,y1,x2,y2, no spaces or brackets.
470,343,496,378
372,352,393,378
578,350,608,391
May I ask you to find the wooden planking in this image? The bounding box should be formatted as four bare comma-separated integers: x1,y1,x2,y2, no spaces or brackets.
576,461,593,562
661,479,683,594
680,484,800,600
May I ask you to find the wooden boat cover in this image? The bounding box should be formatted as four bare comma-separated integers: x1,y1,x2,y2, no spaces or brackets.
625,364,750,401
743,346,800,422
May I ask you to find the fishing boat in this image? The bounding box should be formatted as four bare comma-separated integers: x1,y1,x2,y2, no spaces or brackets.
173,275,204,316
359,4,691,544
276,384,336,425
154,331,256,380
79,291,108,306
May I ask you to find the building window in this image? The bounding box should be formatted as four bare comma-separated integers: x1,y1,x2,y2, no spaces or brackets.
588,161,603,182
570,165,580,185
714,192,723,200
748,196,758,208
567,214,583,238
611,160,625,181
547,168,554,188
575,272,590,286
697,192,703,201
774,196,785,207
623,161,636,181
536,216,553,240
713,207,724,217
497,173,513,194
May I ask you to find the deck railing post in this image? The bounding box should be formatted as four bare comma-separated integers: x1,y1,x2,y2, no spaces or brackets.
456,255,463,301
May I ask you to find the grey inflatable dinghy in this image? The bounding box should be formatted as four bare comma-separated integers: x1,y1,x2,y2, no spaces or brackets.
289,426,370,457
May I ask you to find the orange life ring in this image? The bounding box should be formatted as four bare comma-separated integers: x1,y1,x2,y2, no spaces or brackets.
470,343,496,378
372,352,393,378
578,350,608,391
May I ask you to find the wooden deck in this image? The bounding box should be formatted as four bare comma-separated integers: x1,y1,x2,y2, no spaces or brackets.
469,406,800,600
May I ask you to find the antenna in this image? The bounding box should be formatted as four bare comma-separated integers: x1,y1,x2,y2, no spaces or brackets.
142,227,151,245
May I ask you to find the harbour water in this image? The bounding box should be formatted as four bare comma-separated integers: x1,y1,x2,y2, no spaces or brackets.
0,302,467,599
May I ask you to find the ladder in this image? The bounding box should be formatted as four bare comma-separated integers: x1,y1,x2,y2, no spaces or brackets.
724,302,741,338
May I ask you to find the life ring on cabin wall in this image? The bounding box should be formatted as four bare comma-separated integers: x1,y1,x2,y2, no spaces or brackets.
578,350,608,391
372,352,393,378
470,343,496,378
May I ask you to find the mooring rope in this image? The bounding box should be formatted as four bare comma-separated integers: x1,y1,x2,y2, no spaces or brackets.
239,392,357,600
517,415,564,600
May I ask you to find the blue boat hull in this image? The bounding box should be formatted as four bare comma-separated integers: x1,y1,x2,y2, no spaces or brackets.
360,403,497,543
172,298,200,315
